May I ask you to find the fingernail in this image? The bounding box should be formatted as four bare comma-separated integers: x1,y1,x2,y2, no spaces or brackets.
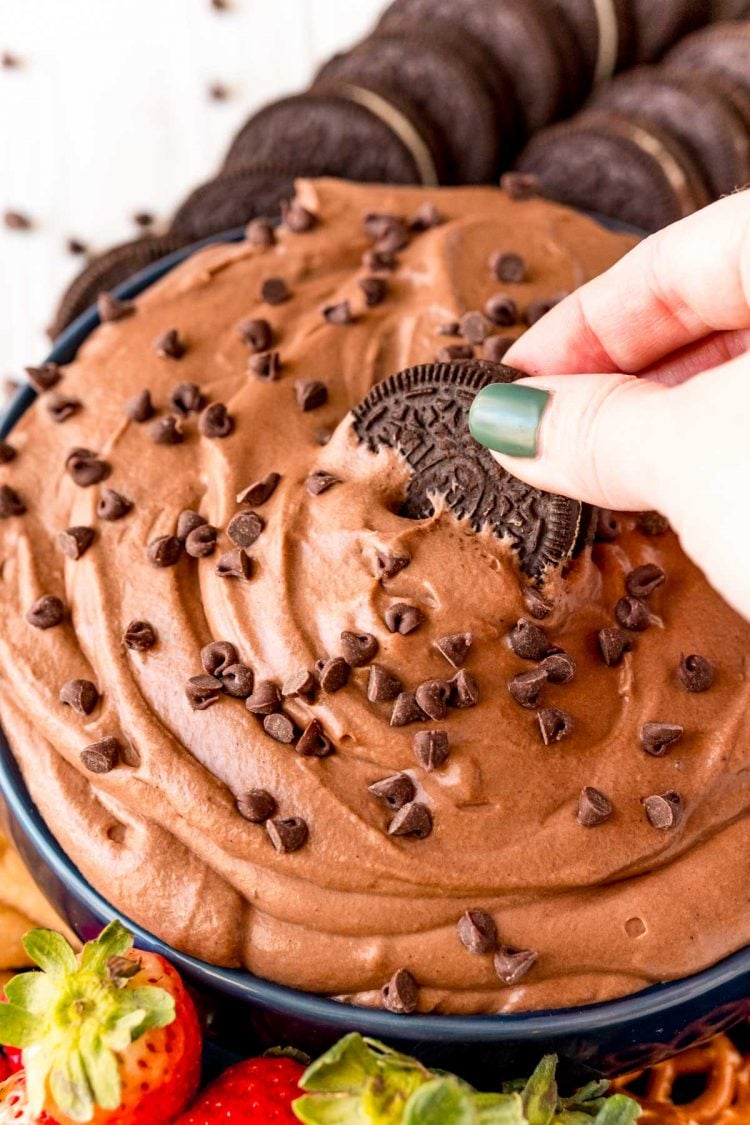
469,383,550,458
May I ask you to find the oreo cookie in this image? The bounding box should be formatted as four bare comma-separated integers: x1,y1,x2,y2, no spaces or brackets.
543,0,635,85
665,22,750,97
222,90,444,185
170,163,299,241
593,68,750,197
515,110,711,233
631,0,711,63
351,361,595,579
313,29,508,183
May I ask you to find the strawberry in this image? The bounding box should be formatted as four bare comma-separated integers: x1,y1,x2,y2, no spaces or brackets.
0,921,201,1124
0,1072,54,1123
174,1056,305,1124
0,998,23,1075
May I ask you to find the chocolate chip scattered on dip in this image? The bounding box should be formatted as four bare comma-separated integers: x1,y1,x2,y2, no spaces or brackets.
1,179,748,1015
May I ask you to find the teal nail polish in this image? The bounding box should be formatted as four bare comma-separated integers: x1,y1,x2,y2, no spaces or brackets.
469,383,550,458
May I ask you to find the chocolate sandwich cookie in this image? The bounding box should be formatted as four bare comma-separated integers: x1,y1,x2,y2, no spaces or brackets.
222,90,444,186
631,0,711,63
50,233,189,338
352,360,595,578
313,29,508,183
515,111,711,234
378,0,572,135
542,0,635,85
169,163,300,241
666,22,750,98
593,68,750,198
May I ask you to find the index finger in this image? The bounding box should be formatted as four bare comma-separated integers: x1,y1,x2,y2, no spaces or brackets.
505,189,750,376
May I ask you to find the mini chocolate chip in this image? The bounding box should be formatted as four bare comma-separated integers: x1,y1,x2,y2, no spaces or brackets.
508,667,548,709
494,947,538,984
238,317,273,353
643,790,683,830
122,620,157,650
322,300,353,325
457,909,498,955
358,276,388,307
246,217,275,247
281,199,316,232
124,389,155,423
318,656,350,693
216,548,252,579
80,736,121,774
313,426,333,446
58,525,95,559
60,678,99,715
176,509,206,540
150,414,185,445
434,632,473,668
415,679,451,721
413,729,449,770
367,664,403,703
489,251,526,283
222,663,255,698
154,328,185,359
410,201,442,230
539,651,576,684
0,440,16,464
626,564,666,599
374,551,410,579
615,596,650,631
97,488,132,521
577,787,612,827
368,773,415,809
384,602,424,635
201,641,238,677
381,968,418,1014
97,291,134,323
525,296,566,326
296,718,334,757
598,627,631,666
261,277,290,305
438,320,460,336
237,789,277,823
362,246,398,271
245,681,281,715
391,692,427,727
227,510,264,548
537,707,574,745
25,363,61,393
678,653,715,693
596,510,621,542
249,351,281,380
185,674,223,710
450,669,479,708
0,484,25,518
26,595,65,629
267,816,308,853
147,535,182,567
363,212,409,248
523,587,552,619
637,510,669,536
199,402,234,438
340,630,378,667
485,293,518,327
65,448,110,487
282,668,316,699
388,801,432,839
305,470,340,496
483,336,514,362
295,379,328,412
264,712,296,744
185,524,218,557
437,343,473,362
509,618,550,661
45,392,81,423
169,382,204,415
237,472,280,506
501,171,540,200
640,722,683,757
459,311,490,345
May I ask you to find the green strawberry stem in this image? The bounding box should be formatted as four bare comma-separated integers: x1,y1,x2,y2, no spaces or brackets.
0,921,175,1122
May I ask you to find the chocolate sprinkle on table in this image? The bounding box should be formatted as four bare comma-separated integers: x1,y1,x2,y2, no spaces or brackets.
509,667,548,709
186,524,218,558
615,596,650,632
45,392,81,423
215,548,252,579
540,651,576,683
457,909,497,955
358,276,388,307
626,564,666,599
26,363,61,393
124,389,155,423
450,669,479,708
4,210,32,231
185,675,223,710
374,551,410,579
537,707,574,745
65,448,110,487
384,603,424,635
381,968,418,1014
0,440,16,464
413,729,449,771
577,786,613,827
26,595,65,630
237,472,280,506
122,620,157,650
460,311,490,345
637,510,669,536
227,510,264,548
0,484,25,518
154,328,185,359
415,679,451,720
261,277,290,305
97,488,132,521
57,526,95,560
485,293,518,327
169,382,204,415
490,251,527,283
295,379,328,412
177,509,207,540
509,618,550,661
643,791,683,830
435,632,473,668
437,343,473,362
263,712,296,744
60,678,99,716
296,719,334,757
391,692,427,727
388,801,432,838
266,816,308,853
501,171,540,200
66,237,88,255
208,81,230,101
340,630,378,667
222,664,255,698
494,947,538,984
249,351,281,380
281,199,316,232
318,656,350,693
678,653,714,693
282,669,316,699
640,723,683,757
202,641,238,677
305,470,340,496
80,736,121,774
147,535,182,567
368,773,415,809
246,218,275,247
598,627,631,666
237,789,277,823
98,292,134,323
238,317,273,353
245,681,281,715
367,665,403,703
322,300,353,325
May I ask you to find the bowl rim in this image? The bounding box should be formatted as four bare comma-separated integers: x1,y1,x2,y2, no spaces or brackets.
1,222,748,1044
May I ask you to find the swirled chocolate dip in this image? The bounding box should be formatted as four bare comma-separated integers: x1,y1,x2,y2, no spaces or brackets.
1,179,748,1014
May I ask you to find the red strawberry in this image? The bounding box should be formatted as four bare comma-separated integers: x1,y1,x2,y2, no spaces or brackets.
0,921,201,1124
0,1072,54,1123
174,1056,305,1124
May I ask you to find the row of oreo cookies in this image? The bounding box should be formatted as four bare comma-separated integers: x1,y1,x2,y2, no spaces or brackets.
516,21,750,233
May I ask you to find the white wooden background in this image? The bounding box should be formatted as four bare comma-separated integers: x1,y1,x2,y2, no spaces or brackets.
1,0,385,383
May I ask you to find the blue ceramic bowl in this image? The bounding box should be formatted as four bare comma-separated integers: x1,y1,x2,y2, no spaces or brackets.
1,227,748,1087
